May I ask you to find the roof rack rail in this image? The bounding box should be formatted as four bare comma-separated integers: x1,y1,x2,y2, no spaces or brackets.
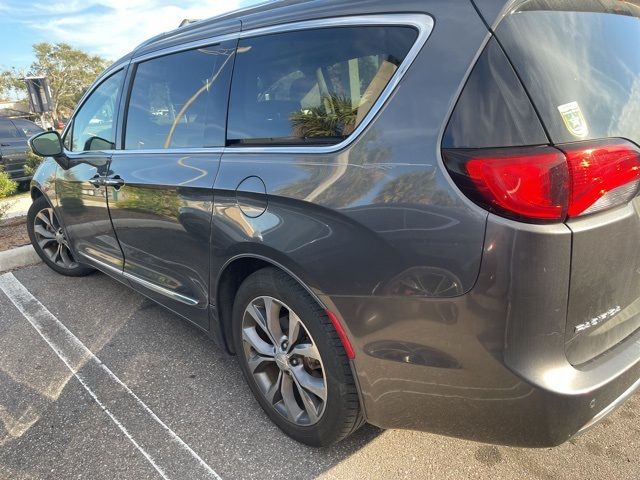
179,19,199,28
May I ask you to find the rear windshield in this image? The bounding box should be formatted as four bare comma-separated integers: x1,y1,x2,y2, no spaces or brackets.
496,0,640,144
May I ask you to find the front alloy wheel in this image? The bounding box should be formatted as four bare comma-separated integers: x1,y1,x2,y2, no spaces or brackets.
27,195,94,277
32,207,77,269
241,296,327,425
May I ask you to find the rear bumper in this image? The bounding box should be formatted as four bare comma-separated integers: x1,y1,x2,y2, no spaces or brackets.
327,213,640,447
577,367,640,435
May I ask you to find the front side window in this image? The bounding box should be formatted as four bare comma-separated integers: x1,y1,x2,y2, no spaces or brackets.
227,26,418,146
69,70,123,152
124,41,236,150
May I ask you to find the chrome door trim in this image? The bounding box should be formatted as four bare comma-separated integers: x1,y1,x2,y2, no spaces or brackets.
78,252,199,306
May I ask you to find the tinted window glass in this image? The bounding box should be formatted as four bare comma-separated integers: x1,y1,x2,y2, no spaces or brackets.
443,38,547,148
497,1,640,144
71,70,124,152
125,41,236,150
12,118,44,137
0,119,21,139
227,26,418,146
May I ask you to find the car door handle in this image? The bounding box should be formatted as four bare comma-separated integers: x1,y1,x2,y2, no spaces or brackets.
0,143,10,147
102,175,125,189
88,175,104,187
88,175,125,189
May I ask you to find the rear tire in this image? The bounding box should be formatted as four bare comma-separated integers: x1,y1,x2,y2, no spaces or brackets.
27,196,94,277
232,267,364,446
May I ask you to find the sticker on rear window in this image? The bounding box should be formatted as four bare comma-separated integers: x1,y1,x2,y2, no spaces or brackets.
558,101,588,138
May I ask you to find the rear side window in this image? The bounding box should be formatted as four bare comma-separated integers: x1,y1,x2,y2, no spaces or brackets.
12,118,43,137
125,41,236,150
496,0,640,144
227,26,418,146
0,119,21,139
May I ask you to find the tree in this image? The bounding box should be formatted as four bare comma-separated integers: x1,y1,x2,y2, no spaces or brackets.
0,69,26,99
0,43,109,122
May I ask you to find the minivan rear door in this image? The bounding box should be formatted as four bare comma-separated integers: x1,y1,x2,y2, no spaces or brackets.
490,0,640,364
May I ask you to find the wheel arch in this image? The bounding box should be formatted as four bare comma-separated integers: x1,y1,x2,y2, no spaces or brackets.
30,186,44,201
29,185,63,229
215,253,327,354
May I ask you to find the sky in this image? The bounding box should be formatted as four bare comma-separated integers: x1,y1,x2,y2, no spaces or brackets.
0,0,263,71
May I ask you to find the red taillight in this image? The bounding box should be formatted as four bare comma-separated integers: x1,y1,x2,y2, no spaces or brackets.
561,141,640,217
443,139,640,223
465,149,568,221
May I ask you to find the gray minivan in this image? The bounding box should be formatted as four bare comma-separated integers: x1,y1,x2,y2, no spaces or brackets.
27,0,640,447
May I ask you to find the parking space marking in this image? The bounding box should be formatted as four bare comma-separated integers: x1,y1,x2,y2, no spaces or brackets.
0,272,221,480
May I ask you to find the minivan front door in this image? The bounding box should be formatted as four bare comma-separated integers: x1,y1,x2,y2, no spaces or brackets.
106,41,236,329
56,69,126,274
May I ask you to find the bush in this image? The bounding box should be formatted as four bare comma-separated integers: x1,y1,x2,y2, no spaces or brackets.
25,149,44,177
0,168,18,221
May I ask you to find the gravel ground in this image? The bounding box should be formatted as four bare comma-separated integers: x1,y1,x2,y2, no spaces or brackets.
0,264,638,480
0,192,31,220
0,217,29,252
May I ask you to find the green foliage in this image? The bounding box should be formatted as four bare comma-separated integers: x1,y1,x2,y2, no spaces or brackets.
0,68,27,99
0,168,18,221
116,186,182,219
0,169,17,198
24,149,44,177
0,42,109,121
290,95,358,139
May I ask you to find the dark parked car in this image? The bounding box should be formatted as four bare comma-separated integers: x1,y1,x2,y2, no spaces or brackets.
27,0,640,447
0,116,44,183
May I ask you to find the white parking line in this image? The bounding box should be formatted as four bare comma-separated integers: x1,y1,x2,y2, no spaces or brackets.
0,272,221,480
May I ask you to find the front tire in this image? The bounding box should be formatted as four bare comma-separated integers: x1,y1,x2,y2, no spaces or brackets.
27,196,94,277
232,267,364,446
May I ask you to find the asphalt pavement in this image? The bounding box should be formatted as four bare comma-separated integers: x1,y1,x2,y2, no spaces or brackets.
0,264,638,479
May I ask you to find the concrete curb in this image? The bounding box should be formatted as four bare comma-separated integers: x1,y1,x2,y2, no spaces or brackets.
0,245,42,273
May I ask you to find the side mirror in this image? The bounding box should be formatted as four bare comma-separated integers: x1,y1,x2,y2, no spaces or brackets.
29,131,71,169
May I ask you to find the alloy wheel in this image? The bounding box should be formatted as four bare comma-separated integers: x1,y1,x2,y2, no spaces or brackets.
241,296,327,426
32,207,78,269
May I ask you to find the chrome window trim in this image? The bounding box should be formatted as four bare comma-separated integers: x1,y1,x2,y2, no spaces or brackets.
59,148,226,157
131,32,240,64
123,13,433,155
109,148,225,156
